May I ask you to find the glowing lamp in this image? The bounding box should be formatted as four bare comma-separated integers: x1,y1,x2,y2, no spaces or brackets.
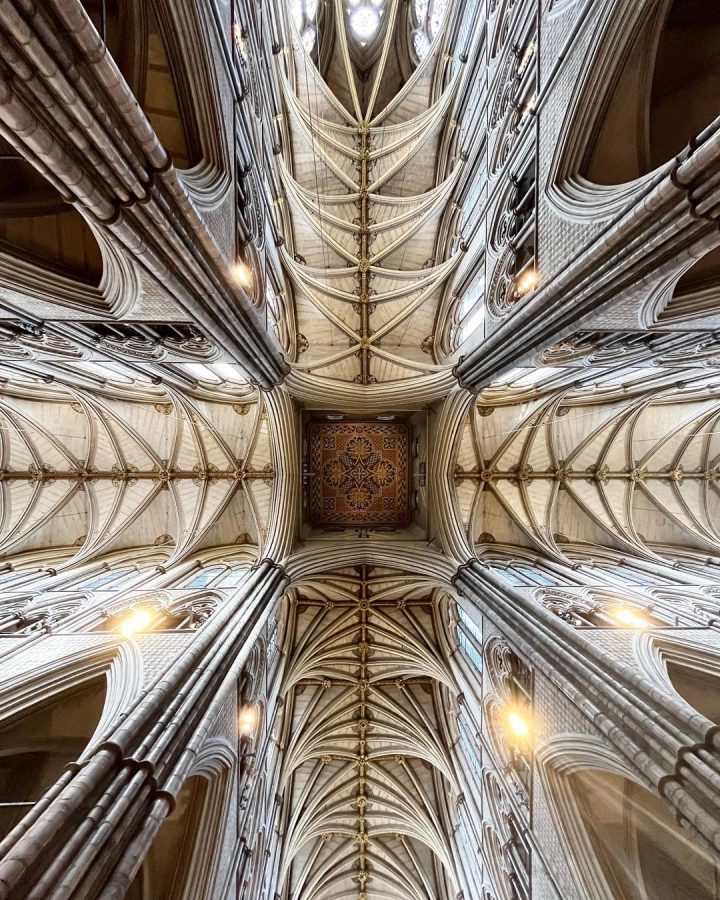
611,606,648,629
118,607,155,637
232,262,254,292
514,269,537,297
505,707,531,741
239,704,258,737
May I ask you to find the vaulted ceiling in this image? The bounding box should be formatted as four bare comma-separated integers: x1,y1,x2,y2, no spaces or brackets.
455,384,720,560
0,382,272,567
1,1,720,898
276,566,462,900
278,0,462,386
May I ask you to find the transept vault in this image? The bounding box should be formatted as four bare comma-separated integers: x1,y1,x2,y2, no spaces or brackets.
1,1,720,899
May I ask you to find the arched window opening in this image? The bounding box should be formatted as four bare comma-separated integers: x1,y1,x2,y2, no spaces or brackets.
539,591,665,630
0,677,106,840
179,566,248,590
236,164,267,261
0,569,43,590
126,776,211,900
0,600,83,636
457,605,483,672
513,565,553,586
76,321,214,360
490,159,536,257
582,0,720,185
484,771,532,899
666,660,720,725
461,162,488,238
487,230,537,319
490,563,555,587
182,566,227,589
98,594,220,634
488,35,536,178
492,566,528,587
458,710,482,776
219,566,250,588
0,136,102,284
73,569,134,591
451,266,486,350
345,0,387,47
80,0,201,170
411,0,448,63
649,0,720,168
592,563,667,586
569,770,719,900
485,641,533,795
486,155,537,319
660,244,720,321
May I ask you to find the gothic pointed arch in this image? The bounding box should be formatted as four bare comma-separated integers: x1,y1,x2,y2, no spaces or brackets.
548,0,720,222
126,774,218,900
666,657,720,725
80,0,198,171
576,0,720,187
0,140,103,285
0,675,107,841
568,770,718,900
658,243,720,322
537,737,720,900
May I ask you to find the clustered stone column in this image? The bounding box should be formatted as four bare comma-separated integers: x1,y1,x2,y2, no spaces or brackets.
0,561,287,900
0,0,287,389
454,123,720,391
454,559,720,853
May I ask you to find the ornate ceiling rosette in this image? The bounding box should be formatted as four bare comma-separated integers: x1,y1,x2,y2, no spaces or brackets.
307,421,410,526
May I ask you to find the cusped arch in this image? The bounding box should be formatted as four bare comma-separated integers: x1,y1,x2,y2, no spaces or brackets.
655,242,720,323
635,631,720,727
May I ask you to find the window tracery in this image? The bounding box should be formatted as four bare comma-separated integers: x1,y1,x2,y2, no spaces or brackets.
485,639,533,797
345,0,386,45
589,562,672,587
73,570,134,591
411,0,448,61
535,589,665,630
458,710,482,775
489,561,562,588
181,566,249,589
451,267,487,350
99,592,221,634
485,152,536,318
73,322,217,364
1,1,719,897
288,0,319,54
488,35,536,178
484,771,531,900
457,604,483,671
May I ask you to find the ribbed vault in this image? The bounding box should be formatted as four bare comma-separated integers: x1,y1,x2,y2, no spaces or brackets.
275,566,462,900
2,1,720,897
0,383,273,566
278,0,463,386
455,388,720,561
